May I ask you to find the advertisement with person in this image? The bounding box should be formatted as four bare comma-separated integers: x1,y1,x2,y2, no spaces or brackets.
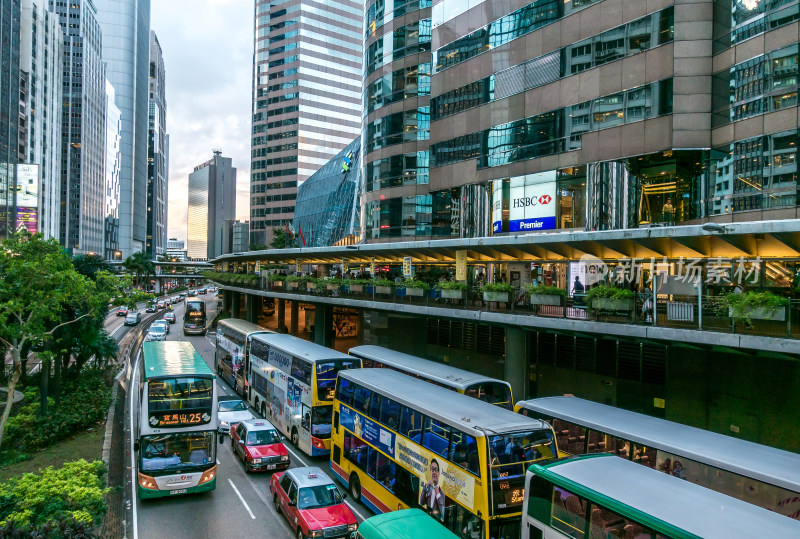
14,164,39,233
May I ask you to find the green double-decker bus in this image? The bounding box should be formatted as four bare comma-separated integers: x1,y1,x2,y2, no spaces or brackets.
135,341,219,498
355,509,460,539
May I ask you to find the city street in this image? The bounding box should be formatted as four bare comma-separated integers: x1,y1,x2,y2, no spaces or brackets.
125,292,370,539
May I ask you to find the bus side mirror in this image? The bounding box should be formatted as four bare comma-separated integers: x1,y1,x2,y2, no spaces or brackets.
133,441,140,452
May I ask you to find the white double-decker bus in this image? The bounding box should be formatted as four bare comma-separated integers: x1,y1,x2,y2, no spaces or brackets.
135,341,219,498
247,334,360,456
214,318,272,396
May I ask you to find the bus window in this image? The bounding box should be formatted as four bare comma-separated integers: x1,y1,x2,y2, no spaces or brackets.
448,431,479,476
316,359,360,401
586,430,607,453
467,382,513,410
395,465,420,509
445,503,483,539
369,393,383,420
379,398,401,431
291,357,312,385
367,447,378,478
345,433,369,469
376,459,395,492
632,443,657,468
589,506,655,539
336,378,354,406
551,486,586,539
400,406,422,441
422,417,451,458
353,386,372,413
552,418,586,455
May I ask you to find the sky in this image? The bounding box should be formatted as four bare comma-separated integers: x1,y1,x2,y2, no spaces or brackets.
152,0,253,244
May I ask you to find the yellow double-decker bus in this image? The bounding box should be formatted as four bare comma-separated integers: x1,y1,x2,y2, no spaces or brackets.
331,369,558,539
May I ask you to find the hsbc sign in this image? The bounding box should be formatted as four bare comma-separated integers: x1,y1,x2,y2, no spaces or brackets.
492,172,557,233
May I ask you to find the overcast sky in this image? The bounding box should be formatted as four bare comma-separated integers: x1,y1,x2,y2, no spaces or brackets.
152,0,253,243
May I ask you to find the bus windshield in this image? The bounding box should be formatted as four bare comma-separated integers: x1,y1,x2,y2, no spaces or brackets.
149,377,214,411
140,431,216,471
489,430,556,515
312,405,333,438
466,382,513,410
316,360,359,400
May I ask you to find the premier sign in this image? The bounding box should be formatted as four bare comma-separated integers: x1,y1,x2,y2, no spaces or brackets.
492,172,557,233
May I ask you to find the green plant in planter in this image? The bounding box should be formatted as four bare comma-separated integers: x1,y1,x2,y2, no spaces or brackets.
268,273,286,282
479,282,514,294
722,290,788,322
400,279,430,291
371,278,395,288
526,284,566,297
286,275,301,283
317,277,342,289
435,281,468,291
585,284,635,302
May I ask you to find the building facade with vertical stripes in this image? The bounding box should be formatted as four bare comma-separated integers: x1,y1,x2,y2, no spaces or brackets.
249,0,363,248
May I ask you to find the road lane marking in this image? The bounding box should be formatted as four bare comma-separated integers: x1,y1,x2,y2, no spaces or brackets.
229,479,256,520
129,348,141,539
110,323,124,337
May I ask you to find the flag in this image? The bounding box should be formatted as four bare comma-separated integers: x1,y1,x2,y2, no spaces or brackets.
288,221,296,238
285,221,294,238
298,223,306,246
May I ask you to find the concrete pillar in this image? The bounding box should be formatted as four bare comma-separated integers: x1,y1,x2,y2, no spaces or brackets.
278,299,286,333
154,278,161,294
222,290,232,314
247,294,260,324
290,301,299,336
313,304,334,347
505,327,528,402
231,291,241,319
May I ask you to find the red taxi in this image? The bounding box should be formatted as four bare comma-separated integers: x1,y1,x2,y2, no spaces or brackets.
271,467,357,539
230,419,289,473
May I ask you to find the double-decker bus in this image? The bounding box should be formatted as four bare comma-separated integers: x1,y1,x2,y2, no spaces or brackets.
516,396,800,519
214,318,273,396
522,454,800,539
348,345,513,410
247,333,360,456
332,369,558,539
134,341,218,498
183,299,207,335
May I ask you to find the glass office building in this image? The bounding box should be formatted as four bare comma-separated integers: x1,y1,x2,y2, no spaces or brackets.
293,137,361,247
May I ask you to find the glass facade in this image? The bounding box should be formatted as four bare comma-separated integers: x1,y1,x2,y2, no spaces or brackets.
364,106,431,153
0,0,20,239
364,190,458,239
366,0,431,39
713,0,800,50
432,79,673,168
365,151,429,192
364,62,431,116
432,8,674,120
364,19,431,77
293,138,361,247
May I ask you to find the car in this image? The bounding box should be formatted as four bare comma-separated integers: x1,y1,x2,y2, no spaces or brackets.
170,296,180,304
117,306,129,316
144,325,167,342
156,300,166,310
179,294,186,301
198,288,207,295
145,303,156,313
188,290,197,296
271,467,357,538
124,312,140,326
217,398,255,436
232,419,290,473
163,311,176,324
152,320,170,335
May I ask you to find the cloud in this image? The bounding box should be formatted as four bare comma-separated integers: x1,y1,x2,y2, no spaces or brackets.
153,0,253,243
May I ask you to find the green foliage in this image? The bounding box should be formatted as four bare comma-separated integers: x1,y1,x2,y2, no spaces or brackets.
286,275,301,283
0,459,107,531
722,290,788,322
479,282,514,294
70,255,111,281
3,370,111,453
371,279,395,288
435,281,468,291
400,279,430,291
316,278,342,290
526,284,566,297
270,228,296,249
268,273,286,282
585,284,635,302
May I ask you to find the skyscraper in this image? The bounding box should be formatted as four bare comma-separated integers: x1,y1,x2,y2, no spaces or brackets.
0,0,21,239
146,30,167,258
50,0,106,254
187,151,236,260
104,80,121,260
19,0,62,240
249,0,363,247
95,0,151,258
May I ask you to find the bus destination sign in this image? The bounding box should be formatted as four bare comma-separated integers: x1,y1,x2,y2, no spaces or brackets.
149,411,211,428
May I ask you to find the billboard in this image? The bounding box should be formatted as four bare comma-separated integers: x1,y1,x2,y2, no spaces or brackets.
15,164,39,234
492,172,556,234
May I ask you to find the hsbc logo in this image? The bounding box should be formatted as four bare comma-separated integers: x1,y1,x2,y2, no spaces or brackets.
539,194,551,204
512,194,553,209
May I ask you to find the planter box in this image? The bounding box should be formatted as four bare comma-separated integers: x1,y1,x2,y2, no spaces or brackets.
440,289,465,300
593,298,633,311
530,294,562,306
288,281,299,289
405,287,426,297
483,291,510,303
326,284,339,291
304,282,315,292
349,284,364,293
729,306,786,322
270,281,284,290
375,286,393,295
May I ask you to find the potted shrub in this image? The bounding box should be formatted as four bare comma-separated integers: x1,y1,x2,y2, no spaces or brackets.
401,279,430,297
268,273,286,289
436,281,468,300
347,278,368,293
324,278,343,292
480,282,514,303
372,278,395,295
527,284,566,306
724,290,788,322
286,275,301,289
586,285,635,311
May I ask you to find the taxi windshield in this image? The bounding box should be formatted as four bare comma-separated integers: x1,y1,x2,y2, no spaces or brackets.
297,484,342,509
246,429,280,445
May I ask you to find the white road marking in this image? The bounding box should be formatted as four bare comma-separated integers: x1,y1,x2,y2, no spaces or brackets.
110,323,124,337
229,478,257,520
129,348,141,539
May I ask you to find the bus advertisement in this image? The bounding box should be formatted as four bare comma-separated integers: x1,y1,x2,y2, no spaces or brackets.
134,341,219,498
247,334,360,456
214,318,273,396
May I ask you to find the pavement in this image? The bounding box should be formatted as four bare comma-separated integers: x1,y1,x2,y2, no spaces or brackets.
126,292,371,539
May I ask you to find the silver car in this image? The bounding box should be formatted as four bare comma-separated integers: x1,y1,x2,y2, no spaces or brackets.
144,325,167,342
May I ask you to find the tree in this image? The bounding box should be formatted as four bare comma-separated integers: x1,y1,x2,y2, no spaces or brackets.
270,227,296,249
123,251,155,289
0,233,98,449
71,254,112,280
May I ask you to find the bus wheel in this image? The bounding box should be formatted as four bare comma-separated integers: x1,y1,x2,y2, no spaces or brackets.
273,494,281,515
349,473,361,502
291,428,299,447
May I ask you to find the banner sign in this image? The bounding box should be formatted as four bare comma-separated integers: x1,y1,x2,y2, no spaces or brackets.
403,257,412,277
255,261,261,274
492,172,556,233
395,437,475,508
340,406,395,457
370,258,375,275
296,260,302,273
455,251,467,281
342,258,350,273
